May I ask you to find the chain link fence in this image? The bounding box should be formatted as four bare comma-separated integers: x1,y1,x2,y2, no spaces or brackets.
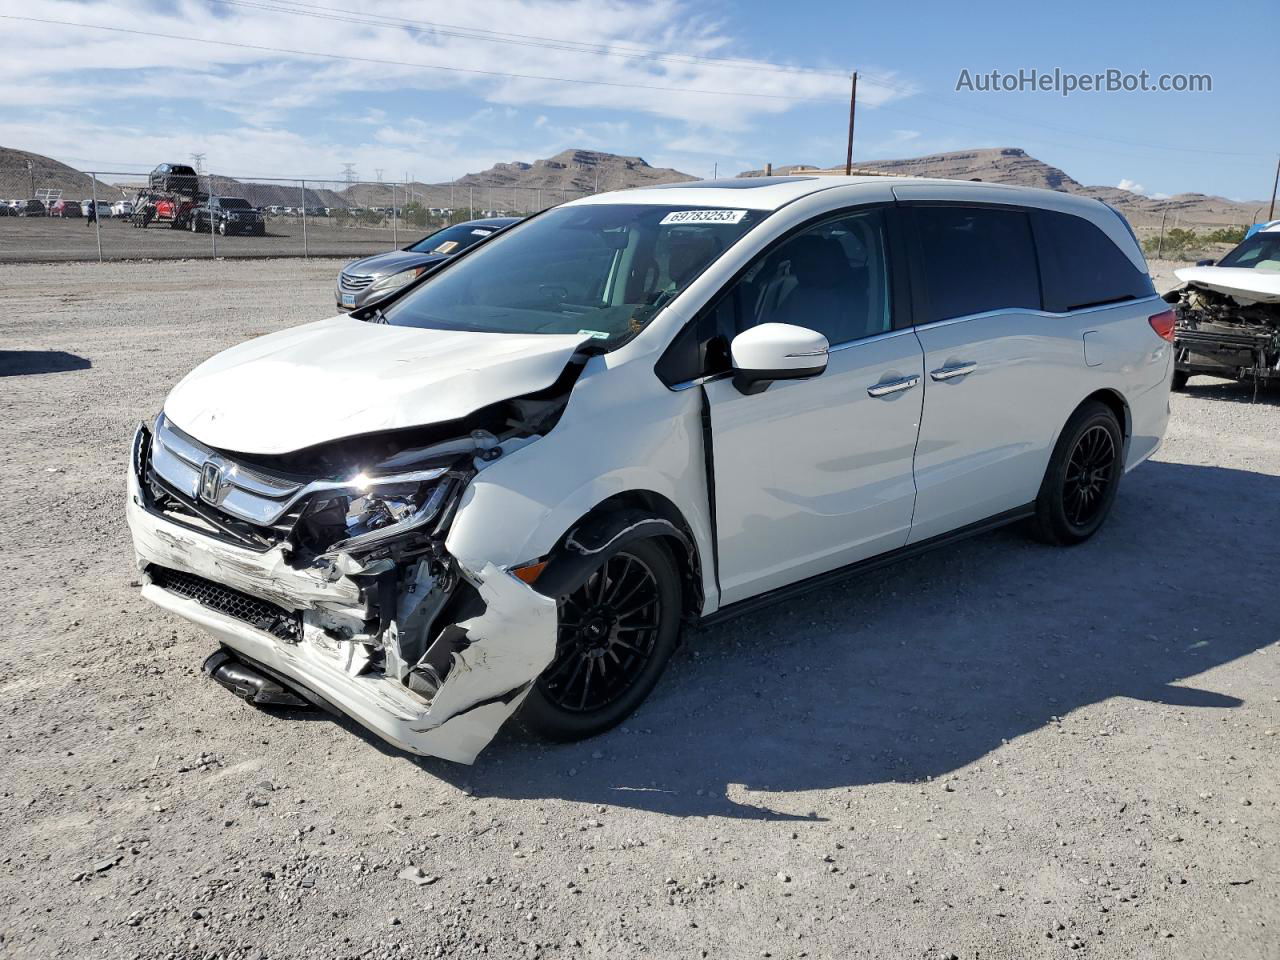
0,164,593,263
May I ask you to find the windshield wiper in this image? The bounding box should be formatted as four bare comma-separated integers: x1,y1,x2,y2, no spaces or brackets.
367,307,390,325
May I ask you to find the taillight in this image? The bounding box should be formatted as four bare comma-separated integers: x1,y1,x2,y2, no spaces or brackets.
1148,309,1177,342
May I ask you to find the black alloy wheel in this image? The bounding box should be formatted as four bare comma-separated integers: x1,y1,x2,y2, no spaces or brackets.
1028,400,1124,545
519,538,681,741
1062,424,1117,529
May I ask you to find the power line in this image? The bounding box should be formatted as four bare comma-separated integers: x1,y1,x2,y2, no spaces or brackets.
0,15,846,103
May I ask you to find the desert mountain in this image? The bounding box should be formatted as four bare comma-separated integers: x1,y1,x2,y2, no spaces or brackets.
744,147,1267,229
0,146,127,201
337,149,695,211
453,149,695,192
2,144,1266,228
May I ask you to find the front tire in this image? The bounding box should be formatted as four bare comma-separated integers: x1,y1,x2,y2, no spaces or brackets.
518,538,682,741
1027,401,1123,546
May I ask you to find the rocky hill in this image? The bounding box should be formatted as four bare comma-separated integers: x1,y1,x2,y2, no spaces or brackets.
454,148,695,192
340,149,695,211
0,147,128,201
204,175,348,210
745,147,1267,229
2,143,1265,229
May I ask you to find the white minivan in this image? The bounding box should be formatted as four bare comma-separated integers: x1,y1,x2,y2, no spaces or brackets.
127,176,1173,762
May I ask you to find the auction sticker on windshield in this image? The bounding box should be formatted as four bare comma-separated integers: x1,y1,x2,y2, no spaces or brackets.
659,209,748,225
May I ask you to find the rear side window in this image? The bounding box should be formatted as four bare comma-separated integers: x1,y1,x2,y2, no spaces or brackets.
1032,209,1154,311
911,206,1040,323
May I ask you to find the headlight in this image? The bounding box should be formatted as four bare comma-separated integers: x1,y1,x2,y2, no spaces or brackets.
371,266,424,292
298,468,450,555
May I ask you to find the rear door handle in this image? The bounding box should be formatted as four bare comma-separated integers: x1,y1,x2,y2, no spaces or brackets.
930,362,977,381
867,374,920,398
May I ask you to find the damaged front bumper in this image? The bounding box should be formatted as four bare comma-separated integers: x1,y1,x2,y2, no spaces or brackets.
126,423,557,764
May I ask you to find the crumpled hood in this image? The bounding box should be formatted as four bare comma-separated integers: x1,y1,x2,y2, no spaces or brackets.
164,314,588,455
1174,266,1280,304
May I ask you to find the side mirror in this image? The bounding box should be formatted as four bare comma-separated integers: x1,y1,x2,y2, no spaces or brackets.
1195,258,1216,267
730,323,829,395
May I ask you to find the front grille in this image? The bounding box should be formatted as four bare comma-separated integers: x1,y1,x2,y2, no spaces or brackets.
150,566,302,642
339,272,374,291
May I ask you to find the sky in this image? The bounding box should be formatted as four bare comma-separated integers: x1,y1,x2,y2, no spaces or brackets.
0,0,1276,200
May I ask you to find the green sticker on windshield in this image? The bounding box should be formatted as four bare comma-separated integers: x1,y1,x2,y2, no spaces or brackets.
577,329,610,340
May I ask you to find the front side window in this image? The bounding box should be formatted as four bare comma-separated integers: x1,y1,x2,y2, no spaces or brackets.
381,204,766,347
1217,231,1280,271
911,206,1040,323
733,210,891,345
656,209,892,385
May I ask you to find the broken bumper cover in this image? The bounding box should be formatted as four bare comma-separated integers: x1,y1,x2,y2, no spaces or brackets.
126,425,557,764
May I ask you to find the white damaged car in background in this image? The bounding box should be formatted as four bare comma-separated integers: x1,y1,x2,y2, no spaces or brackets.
128,176,1172,763
1164,220,1280,395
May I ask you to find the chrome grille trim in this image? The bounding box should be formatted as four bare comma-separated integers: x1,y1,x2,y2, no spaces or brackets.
149,414,449,530
152,416,305,526
339,272,375,291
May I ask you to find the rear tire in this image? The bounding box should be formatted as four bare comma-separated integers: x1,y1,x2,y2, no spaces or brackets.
518,538,682,742
1027,401,1124,546
1172,370,1189,391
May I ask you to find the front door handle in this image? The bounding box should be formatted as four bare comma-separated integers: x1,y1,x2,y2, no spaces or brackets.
867,374,920,398
930,362,977,381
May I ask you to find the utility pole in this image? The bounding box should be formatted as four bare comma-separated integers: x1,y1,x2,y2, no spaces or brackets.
1268,154,1279,221
713,162,718,179
26,159,34,198
844,71,858,176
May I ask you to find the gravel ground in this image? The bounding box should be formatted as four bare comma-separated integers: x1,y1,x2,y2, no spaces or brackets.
1,259,1276,960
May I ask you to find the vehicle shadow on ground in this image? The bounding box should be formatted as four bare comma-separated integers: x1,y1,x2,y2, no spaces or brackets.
1182,378,1280,406
0,350,91,376
351,460,1278,820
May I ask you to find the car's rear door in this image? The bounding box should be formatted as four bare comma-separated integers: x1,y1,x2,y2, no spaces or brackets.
901,197,1070,542
897,193,1089,542
700,207,925,604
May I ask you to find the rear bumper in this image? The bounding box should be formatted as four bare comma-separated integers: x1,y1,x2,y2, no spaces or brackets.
126,425,557,763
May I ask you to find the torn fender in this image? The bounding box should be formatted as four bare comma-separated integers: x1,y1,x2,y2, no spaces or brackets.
408,562,559,738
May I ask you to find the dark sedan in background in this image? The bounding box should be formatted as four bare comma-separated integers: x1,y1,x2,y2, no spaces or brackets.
335,217,519,311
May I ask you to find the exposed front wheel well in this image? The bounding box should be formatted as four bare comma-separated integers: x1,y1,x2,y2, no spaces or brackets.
540,491,704,623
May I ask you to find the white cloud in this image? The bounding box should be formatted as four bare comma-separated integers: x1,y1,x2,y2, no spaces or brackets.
0,0,919,180
1117,178,1146,194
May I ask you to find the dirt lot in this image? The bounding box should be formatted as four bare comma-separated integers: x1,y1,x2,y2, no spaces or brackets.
0,216,417,262
0,259,1276,960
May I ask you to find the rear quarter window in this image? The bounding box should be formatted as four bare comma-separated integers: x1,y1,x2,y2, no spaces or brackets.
910,206,1040,323
1031,209,1155,312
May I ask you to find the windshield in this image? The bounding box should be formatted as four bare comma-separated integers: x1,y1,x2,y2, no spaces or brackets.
383,204,766,344
1217,231,1280,271
221,198,252,210
408,222,506,255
